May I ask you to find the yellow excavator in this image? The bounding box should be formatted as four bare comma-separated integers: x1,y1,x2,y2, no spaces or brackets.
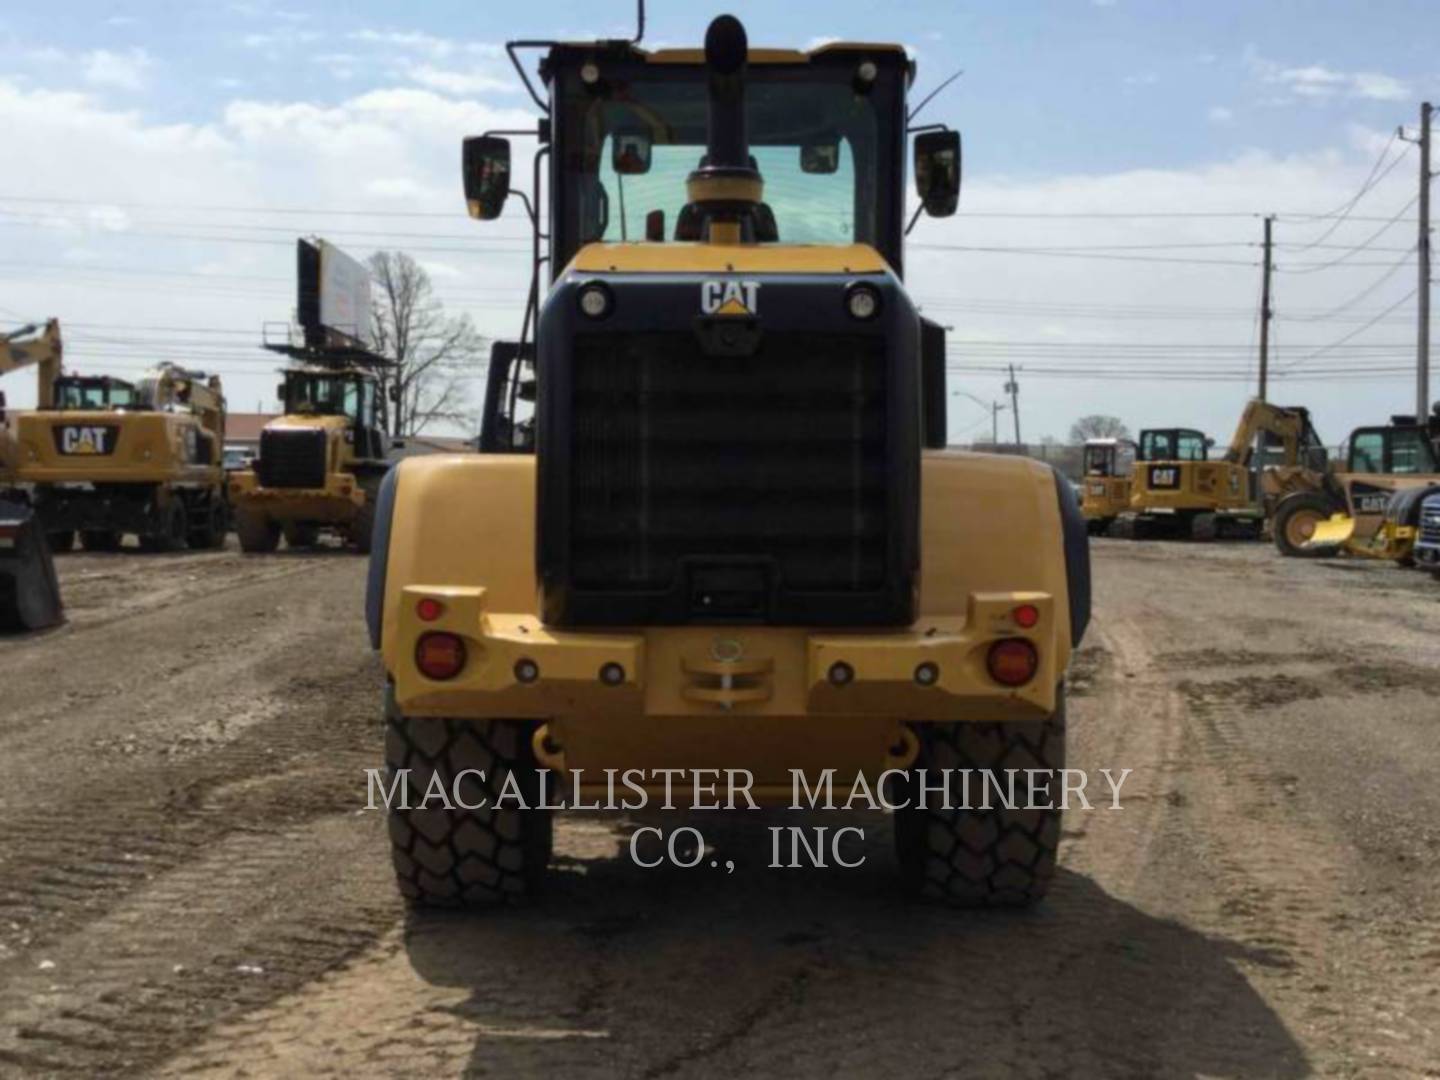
13,362,229,552
0,320,64,630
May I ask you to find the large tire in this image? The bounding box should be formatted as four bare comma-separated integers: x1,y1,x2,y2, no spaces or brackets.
895,690,1066,908
141,499,189,554
235,510,280,554
80,529,121,552
351,496,376,555
47,530,75,554
282,522,320,549
384,708,552,907
1188,512,1219,542
1273,493,1340,558
188,499,227,550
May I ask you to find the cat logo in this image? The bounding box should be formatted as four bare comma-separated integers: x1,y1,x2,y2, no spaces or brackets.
700,280,760,317
1148,466,1180,489
56,425,116,456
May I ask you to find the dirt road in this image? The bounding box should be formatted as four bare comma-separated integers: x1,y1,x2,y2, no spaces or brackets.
1,538,1438,1078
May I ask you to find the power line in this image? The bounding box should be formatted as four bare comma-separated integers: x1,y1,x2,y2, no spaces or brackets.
1283,133,1411,250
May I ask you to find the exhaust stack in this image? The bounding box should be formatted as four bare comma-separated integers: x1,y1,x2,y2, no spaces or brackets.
686,15,763,242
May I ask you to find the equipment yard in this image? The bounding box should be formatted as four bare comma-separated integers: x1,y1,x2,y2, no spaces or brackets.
1,538,1436,1078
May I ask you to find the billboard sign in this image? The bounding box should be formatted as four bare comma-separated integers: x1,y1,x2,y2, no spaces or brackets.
297,238,373,350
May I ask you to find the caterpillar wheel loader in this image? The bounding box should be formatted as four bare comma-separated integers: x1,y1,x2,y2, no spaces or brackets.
229,363,390,553
13,363,229,553
0,320,64,630
1079,437,1136,536
366,10,1090,910
1273,406,1440,560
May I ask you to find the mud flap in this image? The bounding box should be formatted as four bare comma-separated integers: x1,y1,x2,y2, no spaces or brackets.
1308,513,1356,548
0,499,64,632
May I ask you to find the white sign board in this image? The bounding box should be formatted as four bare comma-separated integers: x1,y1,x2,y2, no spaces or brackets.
297,238,373,349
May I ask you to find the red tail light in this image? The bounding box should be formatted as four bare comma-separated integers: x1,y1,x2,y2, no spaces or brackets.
1012,604,1040,629
416,632,466,680
415,597,445,622
987,639,1038,687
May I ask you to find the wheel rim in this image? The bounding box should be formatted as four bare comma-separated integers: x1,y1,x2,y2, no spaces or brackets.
1286,509,1322,547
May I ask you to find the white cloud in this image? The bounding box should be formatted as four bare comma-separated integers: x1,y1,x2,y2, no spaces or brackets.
403,64,514,96
1207,105,1234,124
105,15,139,27
1248,50,1411,103
1122,73,1158,87
81,48,152,91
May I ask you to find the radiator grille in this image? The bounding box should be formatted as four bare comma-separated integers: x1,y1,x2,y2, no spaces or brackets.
569,332,888,601
257,428,327,489
1420,496,1440,546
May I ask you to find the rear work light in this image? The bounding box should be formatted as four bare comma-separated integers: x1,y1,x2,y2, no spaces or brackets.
987,639,1038,687
416,632,466,680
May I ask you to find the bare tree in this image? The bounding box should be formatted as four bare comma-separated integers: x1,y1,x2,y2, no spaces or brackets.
1068,414,1131,444
368,250,486,437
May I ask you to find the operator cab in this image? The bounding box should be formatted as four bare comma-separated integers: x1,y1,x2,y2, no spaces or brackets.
1083,438,1136,478
1138,428,1209,463
277,368,386,460
51,376,138,412
1346,422,1440,475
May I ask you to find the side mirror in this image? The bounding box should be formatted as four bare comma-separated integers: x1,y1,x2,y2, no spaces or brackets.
612,130,653,175
387,384,400,403
462,135,511,220
800,137,840,175
913,129,961,217
645,209,666,242
275,382,286,404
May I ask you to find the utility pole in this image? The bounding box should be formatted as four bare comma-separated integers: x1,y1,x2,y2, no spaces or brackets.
1259,214,1273,403
1005,364,1021,447
992,400,1003,445
1417,101,1432,419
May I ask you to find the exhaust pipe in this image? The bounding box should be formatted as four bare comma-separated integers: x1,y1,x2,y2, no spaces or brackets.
686,15,762,241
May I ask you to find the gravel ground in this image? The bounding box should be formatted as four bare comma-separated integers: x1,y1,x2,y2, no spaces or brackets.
1,537,1438,1078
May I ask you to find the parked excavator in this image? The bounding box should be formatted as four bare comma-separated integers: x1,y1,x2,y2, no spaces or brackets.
0,319,64,631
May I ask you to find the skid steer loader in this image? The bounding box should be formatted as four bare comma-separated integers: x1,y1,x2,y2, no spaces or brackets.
0,319,65,630
13,364,229,552
367,10,1089,910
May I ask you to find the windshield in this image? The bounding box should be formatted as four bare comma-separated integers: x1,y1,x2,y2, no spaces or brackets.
552,56,906,273
284,374,365,420
54,379,136,410
1141,430,1207,462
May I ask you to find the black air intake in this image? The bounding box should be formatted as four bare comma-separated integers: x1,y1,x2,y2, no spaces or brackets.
257,428,327,489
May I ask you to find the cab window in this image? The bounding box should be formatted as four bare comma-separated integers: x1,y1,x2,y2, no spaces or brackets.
1177,433,1207,462
1348,431,1386,474
1389,428,1436,474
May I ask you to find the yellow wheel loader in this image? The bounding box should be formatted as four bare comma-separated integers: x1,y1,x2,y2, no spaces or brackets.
366,12,1090,910
1273,407,1440,560
0,320,65,630
1079,437,1136,536
14,363,229,553
229,365,390,553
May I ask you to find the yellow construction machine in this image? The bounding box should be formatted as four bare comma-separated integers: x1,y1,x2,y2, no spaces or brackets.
13,363,229,552
1271,406,1440,560
0,319,64,630
229,362,390,552
366,11,1090,909
1079,437,1136,535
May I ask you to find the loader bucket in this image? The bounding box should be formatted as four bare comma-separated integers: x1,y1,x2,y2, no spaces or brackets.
0,499,64,632
1307,513,1356,548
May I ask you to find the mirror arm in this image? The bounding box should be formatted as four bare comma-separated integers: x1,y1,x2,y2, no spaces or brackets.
509,188,538,229
907,69,965,123
506,41,556,112
904,201,925,237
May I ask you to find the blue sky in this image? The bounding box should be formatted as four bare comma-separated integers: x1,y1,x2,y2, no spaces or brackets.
0,1,1436,442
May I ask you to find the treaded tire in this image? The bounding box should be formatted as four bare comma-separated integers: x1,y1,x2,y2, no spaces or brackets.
141,500,188,554
1189,512,1218,542
188,499,227,550
1273,492,1340,558
384,706,552,907
236,510,280,554
895,689,1066,908
351,496,376,555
